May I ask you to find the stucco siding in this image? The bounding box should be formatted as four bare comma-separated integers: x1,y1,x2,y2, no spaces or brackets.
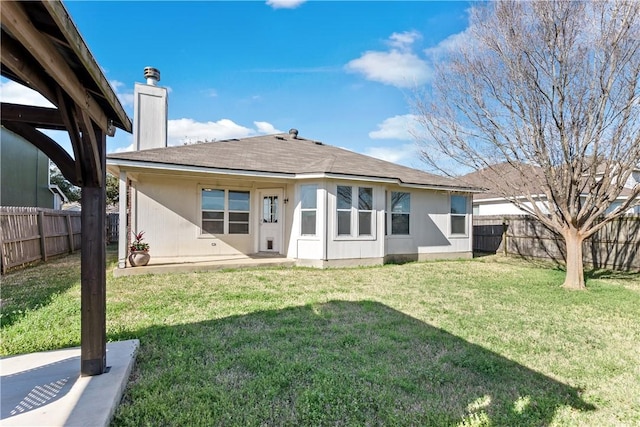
324,181,385,261
129,173,292,261
385,189,473,256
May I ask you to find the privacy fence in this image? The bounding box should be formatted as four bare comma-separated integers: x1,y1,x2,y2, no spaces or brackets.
0,207,82,274
474,214,640,271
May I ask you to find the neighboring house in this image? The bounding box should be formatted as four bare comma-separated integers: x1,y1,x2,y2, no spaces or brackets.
0,127,58,208
463,162,640,216
106,130,480,269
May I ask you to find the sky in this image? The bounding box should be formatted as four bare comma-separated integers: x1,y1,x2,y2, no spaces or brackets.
1,0,472,170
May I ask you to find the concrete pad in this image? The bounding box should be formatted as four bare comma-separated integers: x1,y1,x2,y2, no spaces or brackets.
113,254,295,277
1,340,139,427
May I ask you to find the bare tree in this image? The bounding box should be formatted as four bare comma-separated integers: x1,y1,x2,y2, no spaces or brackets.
413,0,640,289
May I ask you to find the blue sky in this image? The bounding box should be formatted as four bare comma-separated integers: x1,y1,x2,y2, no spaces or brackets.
1,0,472,169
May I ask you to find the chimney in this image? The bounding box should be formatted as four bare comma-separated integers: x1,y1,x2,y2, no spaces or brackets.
133,66,168,150
288,128,299,139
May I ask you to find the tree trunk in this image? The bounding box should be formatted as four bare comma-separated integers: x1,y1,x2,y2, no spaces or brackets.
562,227,586,290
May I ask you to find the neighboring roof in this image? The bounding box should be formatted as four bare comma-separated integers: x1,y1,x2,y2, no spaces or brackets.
108,133,479,191
463,162,637,201
460,162,545,200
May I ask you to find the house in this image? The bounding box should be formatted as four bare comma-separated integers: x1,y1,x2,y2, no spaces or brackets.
0,127,62,209
106,130,480,269
463,162,640,216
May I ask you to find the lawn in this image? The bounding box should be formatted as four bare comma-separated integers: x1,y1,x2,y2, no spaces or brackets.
1,251,639,426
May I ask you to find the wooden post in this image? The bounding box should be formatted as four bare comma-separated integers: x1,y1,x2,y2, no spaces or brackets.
66,213,75,253
38,210,47,262
502,218,508,257
80,129,107,376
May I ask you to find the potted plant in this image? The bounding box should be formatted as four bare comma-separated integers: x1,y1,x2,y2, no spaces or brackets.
128,230,150,267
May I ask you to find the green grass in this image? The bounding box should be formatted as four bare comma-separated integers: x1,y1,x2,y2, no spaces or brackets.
1,252,639,426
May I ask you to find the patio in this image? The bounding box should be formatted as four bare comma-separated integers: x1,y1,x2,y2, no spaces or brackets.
113,253,295,277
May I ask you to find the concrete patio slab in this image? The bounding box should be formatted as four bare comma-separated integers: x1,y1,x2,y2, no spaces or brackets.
1,340,139,427
113,253,295,276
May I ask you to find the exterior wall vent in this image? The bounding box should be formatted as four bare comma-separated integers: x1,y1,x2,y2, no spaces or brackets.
144,67,160,86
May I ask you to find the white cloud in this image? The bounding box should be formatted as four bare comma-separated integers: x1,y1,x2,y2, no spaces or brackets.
388,31,422,51
109,80,134,108
369,114,417,140
167,118,281,146
364,144,417,165
266,0,306,9
254,121,283,134
0,79,55,107
346,50,431,88
424,28,474,60
113,143,135,153
346,31,432,88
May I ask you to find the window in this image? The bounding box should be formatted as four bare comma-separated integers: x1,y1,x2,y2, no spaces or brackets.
201,189,250,235
300,185,317,235
450,195,468,235
228,191,250,234
391,192,410,235
202,189,224,234
336,185,374,237
337,185,352,235
263,196,278,223
358,187,373,236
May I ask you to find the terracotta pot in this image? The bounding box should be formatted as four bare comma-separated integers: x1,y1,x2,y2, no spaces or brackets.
128,251,150,267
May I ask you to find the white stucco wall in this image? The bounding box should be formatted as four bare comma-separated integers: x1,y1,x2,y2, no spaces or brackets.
127,172,293,262
474,200,532,216
385,189,472,257
288,181,473,264
119,169,474,266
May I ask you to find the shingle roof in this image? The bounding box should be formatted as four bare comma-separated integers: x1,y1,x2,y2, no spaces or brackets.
108,133,478,191
461,162,638,200
460,162,545,200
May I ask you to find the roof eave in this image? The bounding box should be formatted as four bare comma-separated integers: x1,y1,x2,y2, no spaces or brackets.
107,158,481,192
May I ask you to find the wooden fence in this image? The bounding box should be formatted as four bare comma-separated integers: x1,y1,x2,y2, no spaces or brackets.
0,207,81,274
106,213,119,244
473,214,640,271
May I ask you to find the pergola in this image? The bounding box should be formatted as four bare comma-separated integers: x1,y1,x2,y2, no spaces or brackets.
1,1,132,375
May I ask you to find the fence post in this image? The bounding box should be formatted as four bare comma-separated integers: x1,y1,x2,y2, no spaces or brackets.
502,218,508,257
66,213,75,253
38,210,48,262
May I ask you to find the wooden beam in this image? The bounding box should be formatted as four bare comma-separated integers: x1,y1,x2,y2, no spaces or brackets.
56,87,84,186
78,107,103,187
1,1,109,132
0,103,66,130
1,121,79,185
80,127,107,376
42,1,132,133
0,31,58,105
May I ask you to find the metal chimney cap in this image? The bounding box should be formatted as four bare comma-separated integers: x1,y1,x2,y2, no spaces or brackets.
288,128,299,139
143,67,160,85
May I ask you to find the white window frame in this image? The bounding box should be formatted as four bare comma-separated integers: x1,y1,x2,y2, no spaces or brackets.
200,188,250,236
300,184,318,236
335,185,376,240
450,194,469,236
336,185,352,236
389,191,411,236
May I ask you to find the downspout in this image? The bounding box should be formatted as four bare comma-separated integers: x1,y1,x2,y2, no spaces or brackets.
324,182,329,263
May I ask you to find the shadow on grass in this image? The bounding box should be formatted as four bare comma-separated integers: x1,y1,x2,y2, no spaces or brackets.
585,268,640,281
0,253,81,328
111,301,594,426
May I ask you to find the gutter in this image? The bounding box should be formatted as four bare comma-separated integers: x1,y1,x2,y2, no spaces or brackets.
107,159,482,193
